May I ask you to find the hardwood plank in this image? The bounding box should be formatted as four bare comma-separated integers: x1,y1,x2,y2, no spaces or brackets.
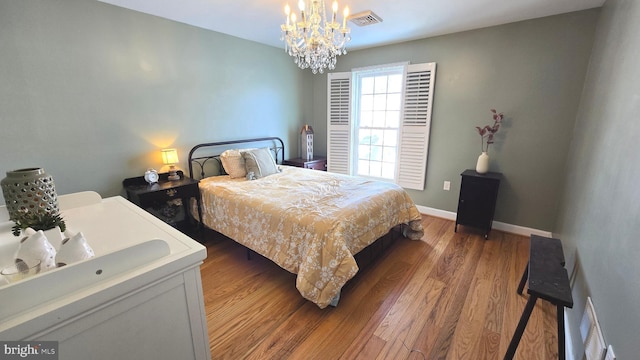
425,234,485,359
401,230,481,357
448,233,504,358
499,234,533,359
484,232,515,334
251,230,424,359
543,301,560,359
285,246,419,359
448,277,492,359
373,277,446,359
340,216,451,359
193,216,559,359
352,335,386,360
479,328,501,360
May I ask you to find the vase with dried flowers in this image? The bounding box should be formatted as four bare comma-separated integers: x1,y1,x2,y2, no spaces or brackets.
474,109,504,174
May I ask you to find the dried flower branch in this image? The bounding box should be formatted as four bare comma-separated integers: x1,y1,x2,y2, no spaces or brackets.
475,109,504,153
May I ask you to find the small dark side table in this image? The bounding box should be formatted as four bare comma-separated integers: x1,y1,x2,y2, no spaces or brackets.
123,170,203,231
455,169,502,239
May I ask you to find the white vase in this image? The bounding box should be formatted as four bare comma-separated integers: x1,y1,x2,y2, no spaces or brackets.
56,231,95,267
476,152,489,174
15,230,57,272
43,226,64,250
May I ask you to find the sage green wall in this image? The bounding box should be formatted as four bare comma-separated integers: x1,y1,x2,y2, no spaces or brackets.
0,0,310,202
311,10,599,231
555,0,640,357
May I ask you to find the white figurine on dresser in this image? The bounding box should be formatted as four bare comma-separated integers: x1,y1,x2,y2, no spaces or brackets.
0,192,210,360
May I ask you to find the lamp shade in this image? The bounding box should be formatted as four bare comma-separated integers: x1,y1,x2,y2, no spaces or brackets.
161,148,179,165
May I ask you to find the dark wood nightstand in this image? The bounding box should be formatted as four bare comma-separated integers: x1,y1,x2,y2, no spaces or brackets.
455,169,502,239
122,170,202,231
283,156,327,171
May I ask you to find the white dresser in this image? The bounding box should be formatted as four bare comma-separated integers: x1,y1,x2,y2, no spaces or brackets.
0,193,210,360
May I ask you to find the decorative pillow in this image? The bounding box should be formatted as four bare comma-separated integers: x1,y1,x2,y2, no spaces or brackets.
220,149,247,178
243,148,278,178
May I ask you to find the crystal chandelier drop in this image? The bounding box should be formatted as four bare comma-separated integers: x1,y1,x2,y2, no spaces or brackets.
280,0,351,74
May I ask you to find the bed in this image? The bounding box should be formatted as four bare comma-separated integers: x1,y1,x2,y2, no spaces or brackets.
188,137,424,308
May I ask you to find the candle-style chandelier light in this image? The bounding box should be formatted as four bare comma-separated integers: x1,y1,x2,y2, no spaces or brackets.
280,0,351,74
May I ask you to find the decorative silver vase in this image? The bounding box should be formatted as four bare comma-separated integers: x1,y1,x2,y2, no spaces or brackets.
1,168,60,221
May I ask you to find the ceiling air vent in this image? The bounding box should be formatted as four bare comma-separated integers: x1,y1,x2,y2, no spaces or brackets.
349,10,383,27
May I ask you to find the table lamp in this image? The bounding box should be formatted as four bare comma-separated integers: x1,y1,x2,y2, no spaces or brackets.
161,148,180,181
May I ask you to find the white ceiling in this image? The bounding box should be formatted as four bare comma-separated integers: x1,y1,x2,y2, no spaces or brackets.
97,0,604,50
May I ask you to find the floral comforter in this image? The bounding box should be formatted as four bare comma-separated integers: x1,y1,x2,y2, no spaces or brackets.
197,166,424,308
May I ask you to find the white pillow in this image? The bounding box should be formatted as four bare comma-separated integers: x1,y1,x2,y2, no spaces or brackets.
243,148,278,178
220,149,247,178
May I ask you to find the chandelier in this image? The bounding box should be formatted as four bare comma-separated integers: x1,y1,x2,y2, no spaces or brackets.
280,0,351,74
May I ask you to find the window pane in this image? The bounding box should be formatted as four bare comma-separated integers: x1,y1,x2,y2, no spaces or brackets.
369,161,382,177
374,76,388,94
387,93,401,111
383,130,398,146
361,94,374,111
358,129,372,144
370,145,382,161
381,161,395,179
383,145,396,160
361,77,374,94
358,145,370,160
388,74,403,93
360,111,373,127
386,111,400,128
373,94,386,111
357,160,369,176
372,111,385,128
371,129,384,145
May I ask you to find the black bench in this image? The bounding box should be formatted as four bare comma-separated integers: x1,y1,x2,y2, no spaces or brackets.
504,235,574,360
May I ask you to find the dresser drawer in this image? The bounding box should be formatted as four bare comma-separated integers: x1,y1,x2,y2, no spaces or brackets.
135,184,196,208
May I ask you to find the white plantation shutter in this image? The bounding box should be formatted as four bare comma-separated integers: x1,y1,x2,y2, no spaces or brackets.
397,62,436,190
327,72,351,174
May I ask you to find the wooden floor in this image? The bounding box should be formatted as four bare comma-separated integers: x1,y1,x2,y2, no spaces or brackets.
194,215,558,359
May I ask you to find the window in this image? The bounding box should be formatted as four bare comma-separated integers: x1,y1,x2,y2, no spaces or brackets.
327,62,436,190
354,67,403,179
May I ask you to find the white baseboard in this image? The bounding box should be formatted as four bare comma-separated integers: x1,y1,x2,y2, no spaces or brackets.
417,205,457,221
565,307,576,360
416,205,553,238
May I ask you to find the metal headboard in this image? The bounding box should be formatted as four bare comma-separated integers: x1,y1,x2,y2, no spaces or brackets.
188,137,285,180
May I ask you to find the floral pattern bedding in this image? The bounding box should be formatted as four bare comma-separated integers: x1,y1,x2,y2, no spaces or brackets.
197,166,424,308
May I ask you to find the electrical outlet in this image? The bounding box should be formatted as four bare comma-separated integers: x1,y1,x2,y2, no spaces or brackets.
443,181,451,191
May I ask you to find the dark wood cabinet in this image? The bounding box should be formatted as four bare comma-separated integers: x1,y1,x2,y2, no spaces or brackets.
123,170,202,231
283,157,327,171
455,169,502,239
